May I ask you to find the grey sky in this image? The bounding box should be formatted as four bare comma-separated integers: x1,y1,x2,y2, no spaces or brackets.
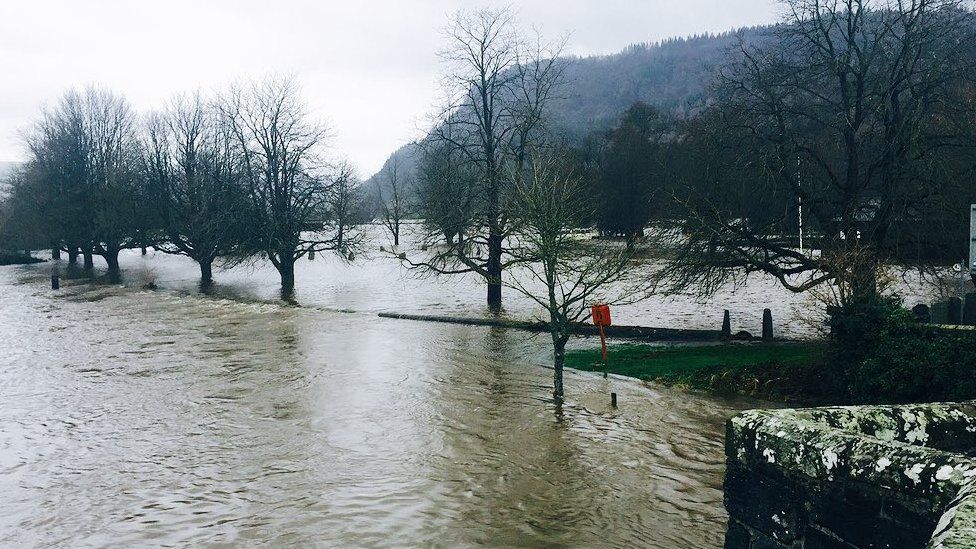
0,1,780,176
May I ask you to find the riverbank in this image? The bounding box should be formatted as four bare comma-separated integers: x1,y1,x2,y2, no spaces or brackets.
565,342,828,404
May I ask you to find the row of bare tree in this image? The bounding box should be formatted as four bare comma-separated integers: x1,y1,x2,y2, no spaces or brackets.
3,77,367,295
4,1,976,400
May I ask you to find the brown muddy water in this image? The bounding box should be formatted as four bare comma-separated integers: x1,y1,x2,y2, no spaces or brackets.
2,247,786,547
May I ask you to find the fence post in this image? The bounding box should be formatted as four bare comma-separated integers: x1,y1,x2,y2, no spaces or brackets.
762,309,773,341
949,297,963,325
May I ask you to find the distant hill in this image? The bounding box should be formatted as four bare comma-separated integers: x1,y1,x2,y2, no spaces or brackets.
553,28,765,137
365,27,768,202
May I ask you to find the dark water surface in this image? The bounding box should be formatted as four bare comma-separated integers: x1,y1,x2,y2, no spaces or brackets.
1,250,763,547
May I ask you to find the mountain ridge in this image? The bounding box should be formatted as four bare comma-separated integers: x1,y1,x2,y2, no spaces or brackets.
364,26,769,197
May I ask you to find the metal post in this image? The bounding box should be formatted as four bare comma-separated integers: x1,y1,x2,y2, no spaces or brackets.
599,325,607,364
970,204,976,283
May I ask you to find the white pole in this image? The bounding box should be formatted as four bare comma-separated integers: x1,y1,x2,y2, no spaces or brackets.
799,196,804,254
970,204,976,277
797,158,804,254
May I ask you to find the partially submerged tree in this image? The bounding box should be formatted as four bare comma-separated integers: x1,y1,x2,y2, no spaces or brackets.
413,8,566,308
325,161,365,255
659,0,976,306
19,87,147,279
83,87,147,279
143,92,250,286
221,76,353,296
0,165,50,253
507,154,644,400
414,139,477,245
378,158,411,247
23,89,93,267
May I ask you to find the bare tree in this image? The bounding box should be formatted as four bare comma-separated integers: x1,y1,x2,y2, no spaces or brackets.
660,0,976,306
412,8,567,308
82,87,147,279
507,154,644,400
415,139,478,245
23,87,146,279
143,92,249,286
220,76,352,297
325,160,365,254
23,90,93,268
378,159,411,247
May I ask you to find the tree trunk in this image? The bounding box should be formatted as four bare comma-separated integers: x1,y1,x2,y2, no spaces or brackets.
68,249,78,264
103,249,121,282
51,246,61,260
83,251,94,271
278,256,296,298
141,246,147,256
393,227,400,247
846,256,880,305
487,228,503,308
199,259,214,286
553,339,566,400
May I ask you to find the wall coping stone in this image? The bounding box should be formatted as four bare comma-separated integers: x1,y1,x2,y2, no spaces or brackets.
726,402,976,548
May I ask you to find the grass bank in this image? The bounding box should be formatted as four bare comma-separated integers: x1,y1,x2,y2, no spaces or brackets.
565,342,827,403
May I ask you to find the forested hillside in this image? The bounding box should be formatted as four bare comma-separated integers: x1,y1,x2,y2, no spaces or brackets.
365,27,767,198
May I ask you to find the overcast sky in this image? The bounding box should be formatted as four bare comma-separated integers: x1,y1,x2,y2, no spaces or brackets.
0,0,780,176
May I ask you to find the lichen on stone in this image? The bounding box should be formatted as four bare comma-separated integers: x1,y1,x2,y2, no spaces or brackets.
725,401,976,548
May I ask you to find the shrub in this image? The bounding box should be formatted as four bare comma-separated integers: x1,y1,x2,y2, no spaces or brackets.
829,295,976,404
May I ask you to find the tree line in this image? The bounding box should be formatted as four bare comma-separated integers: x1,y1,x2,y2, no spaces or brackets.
0,77,372,295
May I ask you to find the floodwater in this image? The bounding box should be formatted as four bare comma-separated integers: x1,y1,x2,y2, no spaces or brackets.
6,228,944,547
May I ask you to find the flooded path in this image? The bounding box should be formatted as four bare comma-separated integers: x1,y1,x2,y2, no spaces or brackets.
1,250,765,547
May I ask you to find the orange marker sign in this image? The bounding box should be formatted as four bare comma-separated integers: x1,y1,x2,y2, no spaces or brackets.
591,303,611,363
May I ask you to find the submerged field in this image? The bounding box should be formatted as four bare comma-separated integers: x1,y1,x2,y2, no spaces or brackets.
0,249,764,548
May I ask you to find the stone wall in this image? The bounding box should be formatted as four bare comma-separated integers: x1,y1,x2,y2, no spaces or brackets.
724,403,976,548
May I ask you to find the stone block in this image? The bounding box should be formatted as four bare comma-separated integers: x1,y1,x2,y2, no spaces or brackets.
964,293,976,326
724,404,976,548
724,465,803,543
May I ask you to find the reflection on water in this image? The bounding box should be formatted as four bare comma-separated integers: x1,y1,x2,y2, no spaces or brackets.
1,247,765,547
